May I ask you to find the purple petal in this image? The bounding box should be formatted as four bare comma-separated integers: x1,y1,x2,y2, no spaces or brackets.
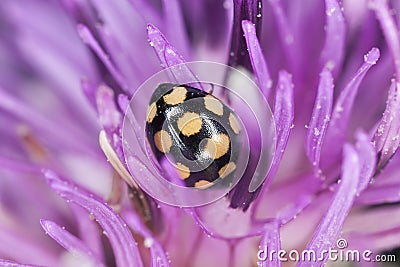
122,210,170,267
320,0,346,74
356,183,400,205
44,170,144,267
277,195,313,225
162,0,190,59
258,222,281,267
126,0,162,26
147,24,201,87
70,205,104,262
228,0,262,70
257,70,294,195
88,0,153,87
77,24,129,92
345,205,400,235
362,227,400,252
96,85,122,132
147,24,185,67
40,220,105,267
354,131,377,194
322,48,380,166
117,94,130,114
372,80,400,170
81,78,97,109
0,226,58,266
268,0,296,69
306,68,334,170
242,20,273,98
0,156,40,175
5,0,99,97
0,87,95,157
297,144,360,266
372,0,400,78
0,260,42,267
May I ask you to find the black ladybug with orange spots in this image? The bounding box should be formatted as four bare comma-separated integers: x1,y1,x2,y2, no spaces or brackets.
145,83,241,188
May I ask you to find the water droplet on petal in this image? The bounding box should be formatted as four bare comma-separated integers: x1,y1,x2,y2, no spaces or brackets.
144,238,154,248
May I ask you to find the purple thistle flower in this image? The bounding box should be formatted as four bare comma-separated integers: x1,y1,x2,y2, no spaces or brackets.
0,0,400,266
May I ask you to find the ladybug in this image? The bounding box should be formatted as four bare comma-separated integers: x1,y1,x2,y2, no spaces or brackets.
145,83,241,189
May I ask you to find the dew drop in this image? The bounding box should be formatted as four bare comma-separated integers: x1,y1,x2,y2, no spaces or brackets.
335,105,343,113
223,0,231,9
326,7,336,16
144,238,154,248
285,35,294,44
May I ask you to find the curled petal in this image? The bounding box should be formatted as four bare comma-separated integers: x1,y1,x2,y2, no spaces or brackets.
40,220,105,267
44,170,144,267
320,0,346,73
323,48,380,166
242,20,273,98
258,222,281,267
306,68,334,170
297,144,360,266
372,80,400,170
